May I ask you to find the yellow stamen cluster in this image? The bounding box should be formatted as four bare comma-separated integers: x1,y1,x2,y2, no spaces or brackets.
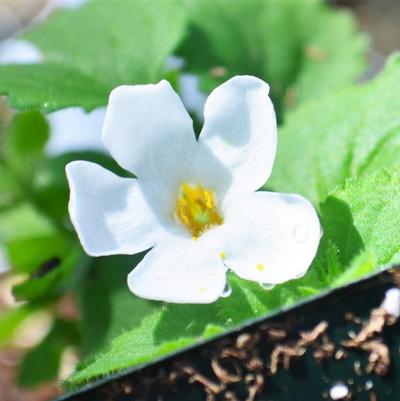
175,183,223,238
256,264,266,272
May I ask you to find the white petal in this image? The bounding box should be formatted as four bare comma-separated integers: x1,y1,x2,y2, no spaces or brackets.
199,76,277,198
66,161,165,257
128,229,227,303
222,191,321,284
46,107,106,156
102,80,196,177
0,39,43,65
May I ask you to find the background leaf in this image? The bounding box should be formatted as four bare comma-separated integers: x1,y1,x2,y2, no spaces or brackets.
0,0,187,112
17,318,80,388
180,0,367,117
268,54,400,204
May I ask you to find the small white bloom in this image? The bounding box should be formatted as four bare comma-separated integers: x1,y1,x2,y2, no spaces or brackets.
381,287,400,317
66,76,321,304
0,39,42,64
46,107,107,156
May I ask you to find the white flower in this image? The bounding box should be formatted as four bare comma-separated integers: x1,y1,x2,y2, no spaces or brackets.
66,76,321,304
46,107,107,156
381,288,400,317
0,39,43,65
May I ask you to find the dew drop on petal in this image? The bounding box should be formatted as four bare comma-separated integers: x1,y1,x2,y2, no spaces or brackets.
293,223,309,243
259,283,275,290
221,283,232,298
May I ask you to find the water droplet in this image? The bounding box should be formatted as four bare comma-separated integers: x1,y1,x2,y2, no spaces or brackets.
221,283,232,297
259,283,275,290
293,223,308,243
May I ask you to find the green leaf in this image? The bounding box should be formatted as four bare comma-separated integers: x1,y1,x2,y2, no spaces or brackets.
268,54,400,205
12,245,83,302
0,306,35,346
0,63,108,113
4,110,49,179
331,168,400,267
6,111,49,156
0,111,49,208
0,0,187,112
77,254,158,358
181,0,367,116
332,250,377,287
18,319,80,388
0,203,55,243
6,234,69,274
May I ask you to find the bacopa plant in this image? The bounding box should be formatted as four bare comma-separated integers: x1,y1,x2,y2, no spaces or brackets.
66,77,321,304
0,0,399,399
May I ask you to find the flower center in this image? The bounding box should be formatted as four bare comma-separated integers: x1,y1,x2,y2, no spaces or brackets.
175,183,223,238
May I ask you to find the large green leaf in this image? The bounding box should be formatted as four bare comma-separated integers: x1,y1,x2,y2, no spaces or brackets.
181,0,367,116
268,55,400,204
330,168,400,267
0,203,55,243
0,0,187,112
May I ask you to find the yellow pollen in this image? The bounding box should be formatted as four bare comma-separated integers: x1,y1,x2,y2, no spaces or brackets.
220,252,226,260
256,264,266,272
175,183,223,238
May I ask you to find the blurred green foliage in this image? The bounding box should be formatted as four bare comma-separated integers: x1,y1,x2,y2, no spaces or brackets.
181,0,367,117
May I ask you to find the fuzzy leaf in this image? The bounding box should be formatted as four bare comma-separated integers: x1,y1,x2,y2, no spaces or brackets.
0,0,187,112
268,55,400,204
